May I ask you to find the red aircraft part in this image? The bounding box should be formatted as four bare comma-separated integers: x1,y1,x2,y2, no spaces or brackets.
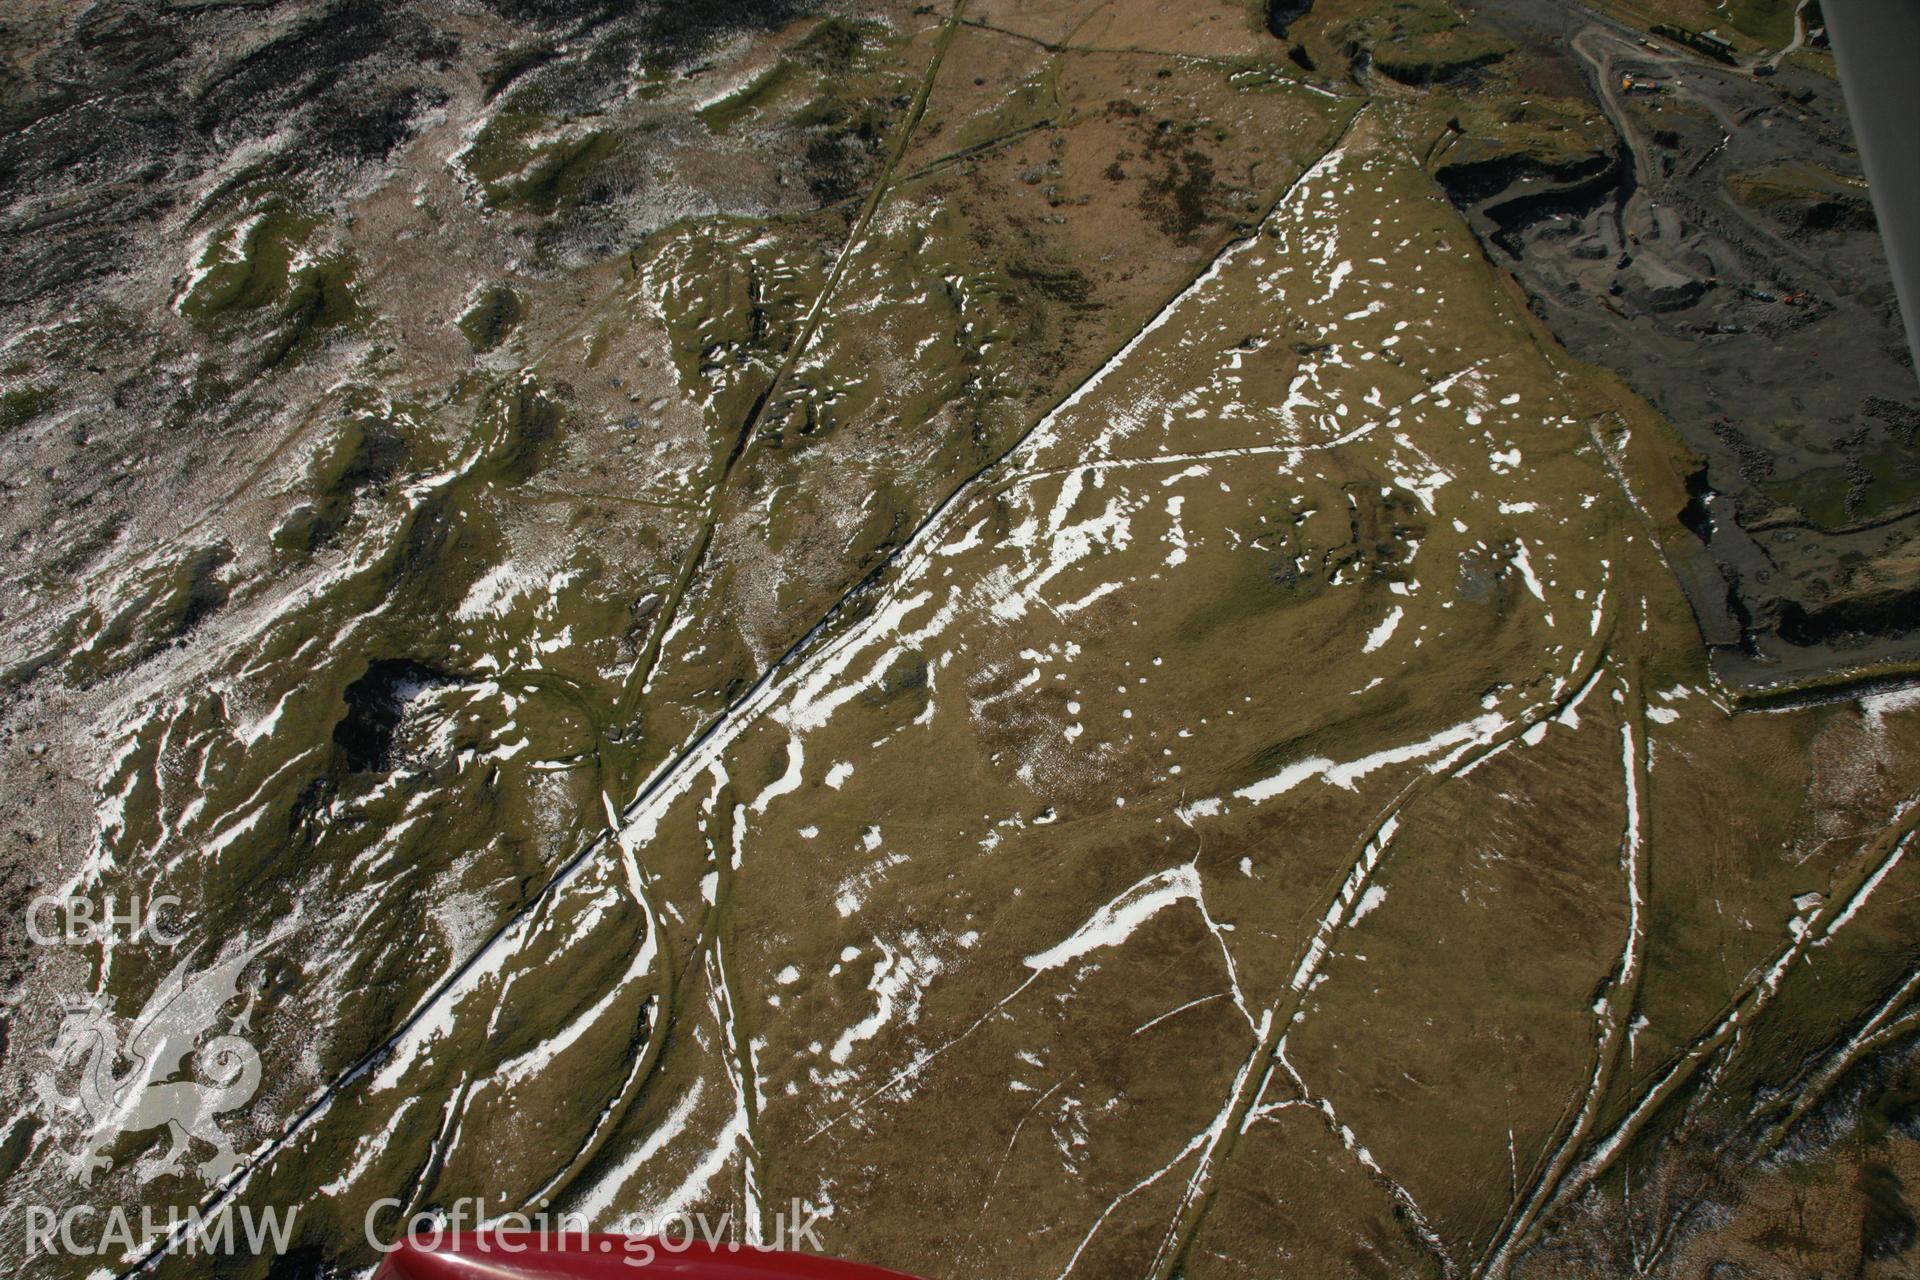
375,1235,929,1280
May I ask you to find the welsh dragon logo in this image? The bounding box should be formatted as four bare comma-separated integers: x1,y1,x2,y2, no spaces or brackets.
33,936,275,1187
